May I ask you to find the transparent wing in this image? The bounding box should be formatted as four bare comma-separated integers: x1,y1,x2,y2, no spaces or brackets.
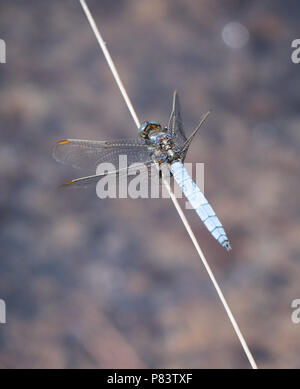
60,161,165,188
168,91,187,146
53,138,151,172
180,111,211,162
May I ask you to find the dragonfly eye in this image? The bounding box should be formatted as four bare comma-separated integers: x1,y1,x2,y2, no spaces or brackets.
138,121,150,138
138,121,162,139
149,121,161,127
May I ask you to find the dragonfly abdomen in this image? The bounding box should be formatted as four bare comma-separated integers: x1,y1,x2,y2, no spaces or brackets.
170,161,231,251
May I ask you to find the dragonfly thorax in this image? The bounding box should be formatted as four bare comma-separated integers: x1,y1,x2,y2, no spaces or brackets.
139,121,182,163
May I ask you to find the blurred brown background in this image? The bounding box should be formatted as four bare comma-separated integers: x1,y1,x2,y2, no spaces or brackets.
0,0,300,368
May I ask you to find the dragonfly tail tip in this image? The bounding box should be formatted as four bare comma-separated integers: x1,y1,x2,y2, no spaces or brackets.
223,241,232,252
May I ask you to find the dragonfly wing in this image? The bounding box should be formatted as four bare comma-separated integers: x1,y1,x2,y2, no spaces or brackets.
60,161,162,188
53,138,151,172
167,91,187,146
180,111,211,162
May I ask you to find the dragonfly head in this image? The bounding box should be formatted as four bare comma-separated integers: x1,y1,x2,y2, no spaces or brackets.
139,121,162,139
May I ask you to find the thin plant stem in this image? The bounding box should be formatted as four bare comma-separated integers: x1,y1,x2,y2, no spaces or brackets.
79,0,258,370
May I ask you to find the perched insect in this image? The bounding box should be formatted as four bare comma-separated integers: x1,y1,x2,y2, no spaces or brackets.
53,91,231,251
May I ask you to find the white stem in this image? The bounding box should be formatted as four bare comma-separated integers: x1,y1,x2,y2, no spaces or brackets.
79,0,140,129
79,0,258,370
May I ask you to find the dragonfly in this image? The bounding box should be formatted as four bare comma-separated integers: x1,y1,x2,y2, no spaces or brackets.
53,91,231,251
